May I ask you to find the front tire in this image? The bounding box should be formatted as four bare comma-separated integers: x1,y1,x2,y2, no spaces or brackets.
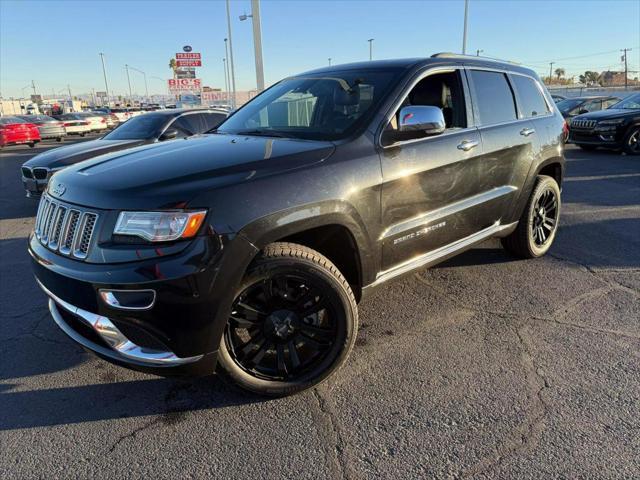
217,242,358,397
623,126,640,155
501,175,561,259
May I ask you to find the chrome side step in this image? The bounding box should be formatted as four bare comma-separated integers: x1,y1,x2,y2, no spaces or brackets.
372,221,518,287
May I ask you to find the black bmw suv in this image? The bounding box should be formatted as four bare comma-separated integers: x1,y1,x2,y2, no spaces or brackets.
569,93,640,154
30,54,565,396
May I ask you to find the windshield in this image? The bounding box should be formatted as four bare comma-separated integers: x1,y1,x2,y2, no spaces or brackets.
556,98,584,113
608,93,640,110
103,113,168,140
217,70,399,140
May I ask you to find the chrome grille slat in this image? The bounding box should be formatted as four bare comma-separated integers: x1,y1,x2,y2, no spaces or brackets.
33,195,99,260
60,210,80,254
49,206,68,249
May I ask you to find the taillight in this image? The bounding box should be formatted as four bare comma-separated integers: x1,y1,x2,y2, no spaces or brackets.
101,118,106,123
83,121,90,125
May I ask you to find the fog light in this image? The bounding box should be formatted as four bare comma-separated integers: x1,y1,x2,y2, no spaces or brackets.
99,289,156,310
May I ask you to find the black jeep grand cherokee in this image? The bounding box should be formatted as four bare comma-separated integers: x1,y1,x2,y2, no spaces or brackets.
30,54,565,396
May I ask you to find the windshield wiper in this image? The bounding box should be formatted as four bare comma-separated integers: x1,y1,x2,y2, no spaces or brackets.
235,129,289,138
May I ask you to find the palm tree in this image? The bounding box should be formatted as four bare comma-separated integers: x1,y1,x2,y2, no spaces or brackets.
554,68,565,80
169,58,177,79
586,71,600,85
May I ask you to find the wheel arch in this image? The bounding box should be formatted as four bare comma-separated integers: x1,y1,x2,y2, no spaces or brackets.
238,201,375,302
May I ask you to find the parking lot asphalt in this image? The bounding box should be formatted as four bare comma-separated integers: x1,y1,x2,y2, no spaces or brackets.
0,137,638,479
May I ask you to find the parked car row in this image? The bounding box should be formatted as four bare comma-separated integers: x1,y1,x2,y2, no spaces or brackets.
21,107,228,197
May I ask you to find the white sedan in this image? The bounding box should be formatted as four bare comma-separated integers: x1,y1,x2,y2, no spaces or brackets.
55,113,93,136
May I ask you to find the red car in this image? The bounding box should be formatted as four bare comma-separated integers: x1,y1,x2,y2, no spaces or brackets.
0,116,41,148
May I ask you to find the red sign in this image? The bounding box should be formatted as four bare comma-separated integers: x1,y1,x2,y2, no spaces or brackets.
168,78,202,93
176,52,201,60
176,59,202,67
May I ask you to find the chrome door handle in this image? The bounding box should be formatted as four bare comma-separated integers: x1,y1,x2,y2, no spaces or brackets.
520,128,536,137
457,140,479,151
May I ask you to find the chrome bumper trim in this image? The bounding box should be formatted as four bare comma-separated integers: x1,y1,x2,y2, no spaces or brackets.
36,279,203,366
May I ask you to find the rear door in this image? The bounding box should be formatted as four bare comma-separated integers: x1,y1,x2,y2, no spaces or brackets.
465,68,538,224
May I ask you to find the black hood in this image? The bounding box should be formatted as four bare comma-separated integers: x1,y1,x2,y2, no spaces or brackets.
48,134,336,210
23,139,147,169
572,108,639,121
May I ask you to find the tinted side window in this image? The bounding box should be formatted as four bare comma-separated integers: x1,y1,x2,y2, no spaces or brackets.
170,116,197,136
603,98,619,109
469,70,517,125
203,112,227,130
511,75,549,118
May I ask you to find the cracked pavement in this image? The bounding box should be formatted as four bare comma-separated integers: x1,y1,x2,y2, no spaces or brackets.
1,140,638,479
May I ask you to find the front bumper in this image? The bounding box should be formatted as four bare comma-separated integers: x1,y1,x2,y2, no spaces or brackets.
30,230,258,377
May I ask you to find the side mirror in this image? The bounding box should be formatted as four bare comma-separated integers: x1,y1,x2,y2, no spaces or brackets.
159,128,179,141
398,106,446,135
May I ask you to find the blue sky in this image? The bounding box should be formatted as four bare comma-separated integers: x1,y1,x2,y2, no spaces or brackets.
1,0,639,98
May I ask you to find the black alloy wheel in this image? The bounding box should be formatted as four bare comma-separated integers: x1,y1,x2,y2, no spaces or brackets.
530,188,558,248
501,175,561,258
624,127,640,155
218,243,357,396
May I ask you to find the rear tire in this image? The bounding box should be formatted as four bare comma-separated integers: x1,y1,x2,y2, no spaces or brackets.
28,142,35,148
217,242,358,397
501,175,561,259
56,137,63,142
79,133,86,137
576,143,597,151
622,126,640,155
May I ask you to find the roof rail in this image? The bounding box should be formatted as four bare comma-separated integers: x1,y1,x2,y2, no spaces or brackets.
431,52,520,65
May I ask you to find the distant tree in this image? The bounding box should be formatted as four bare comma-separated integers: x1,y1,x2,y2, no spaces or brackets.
554,68,565,80
586,71,599,85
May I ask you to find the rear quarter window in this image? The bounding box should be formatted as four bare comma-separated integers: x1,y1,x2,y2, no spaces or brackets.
511,75,549,118
469,70,517,125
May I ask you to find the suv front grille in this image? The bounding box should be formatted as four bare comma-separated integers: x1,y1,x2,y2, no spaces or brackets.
34,195,99,260
571,119,597,130
22,167,33,179
32,167,49,180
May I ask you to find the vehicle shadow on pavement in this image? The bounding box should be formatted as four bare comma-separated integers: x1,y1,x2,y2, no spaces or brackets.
0,373,260,431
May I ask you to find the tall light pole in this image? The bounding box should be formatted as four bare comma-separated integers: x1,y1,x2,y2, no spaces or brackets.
128,65,149,103
223,58,229,104
328,57,332,66
476,49,483,56
224,38,232,105
31,80,37,97
462,0,469,54
368,38,374,61
549,62,555,84
225,0,237,108
150,76,168,98
99,53,111,106
239,0,265,91
124,64,133,105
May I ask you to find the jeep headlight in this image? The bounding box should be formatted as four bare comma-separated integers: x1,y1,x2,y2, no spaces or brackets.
114,210,207,242
597,119,624,126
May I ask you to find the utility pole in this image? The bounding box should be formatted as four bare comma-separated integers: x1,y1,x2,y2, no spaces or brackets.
621,48,632,90
225,0,237,109
99,52,110,106
328,57,332,66
31,80,37,97
462,0,469,54
476,49,483,56
125,64,133,105
368,38,374,61
67,84,73,111
549,62,555,84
